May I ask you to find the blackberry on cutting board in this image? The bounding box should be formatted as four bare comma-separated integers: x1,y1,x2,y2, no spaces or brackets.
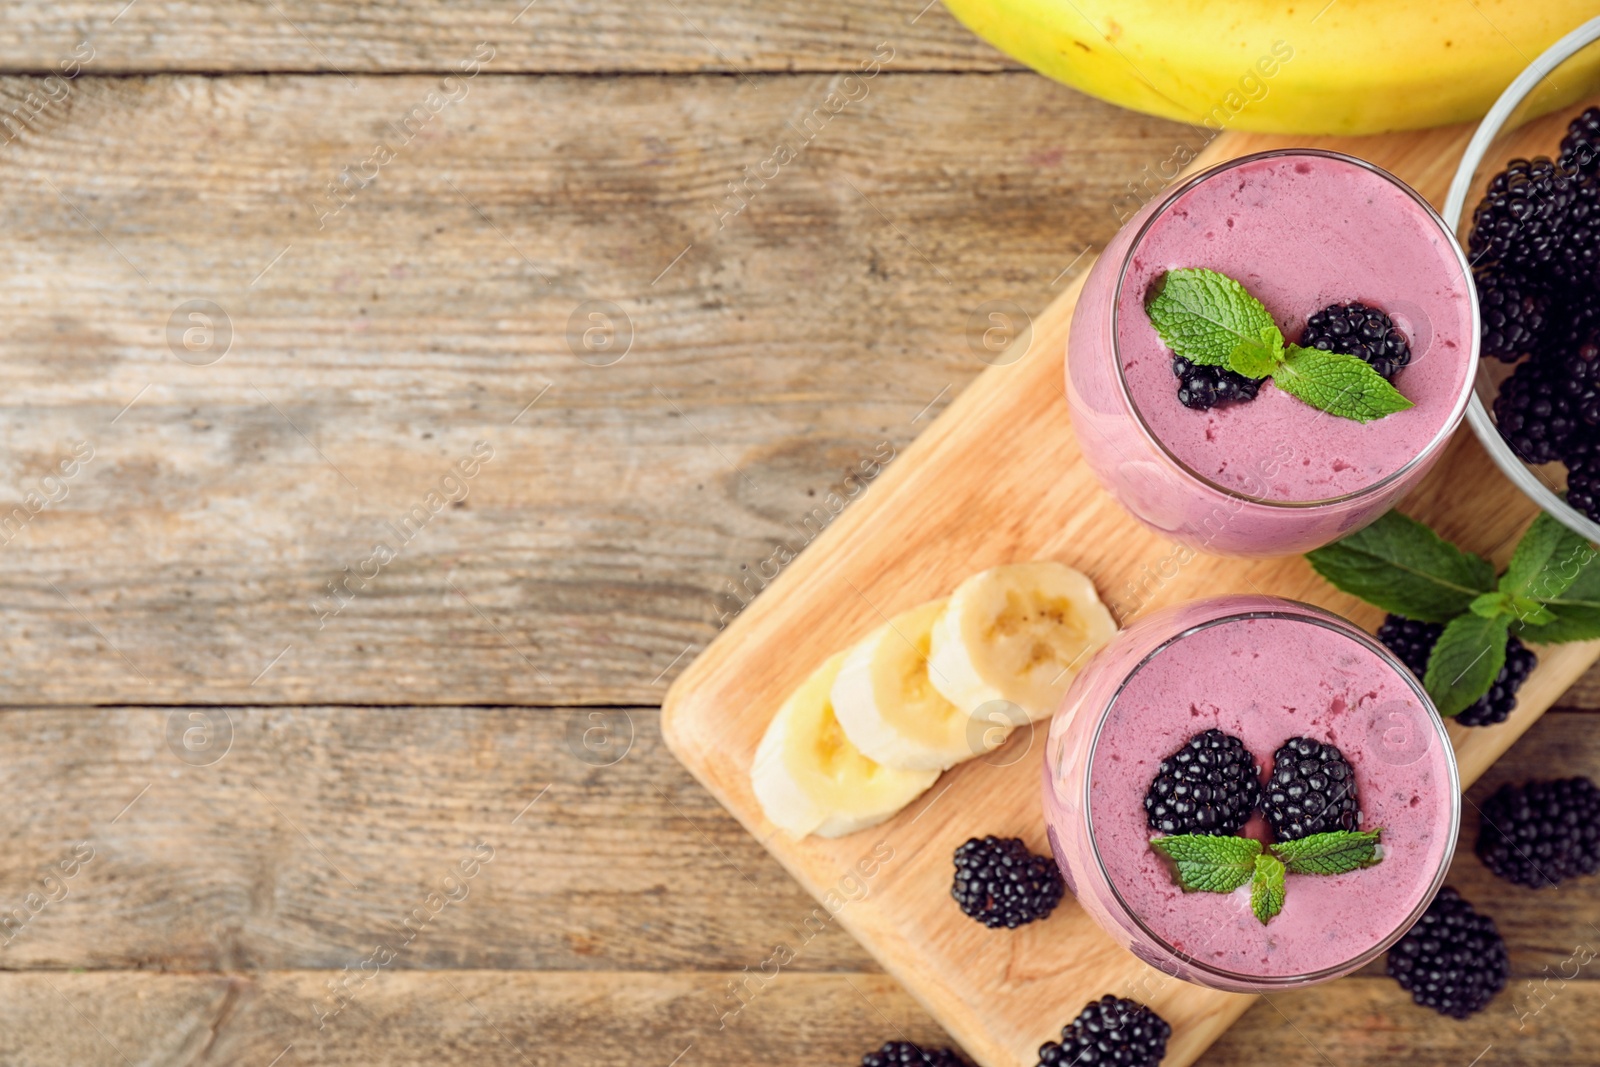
1144,728,1261,836
1476,776,1600,888
1375,615,1537,728
1035,996,1171,1067
1171,355,1262,410
1386,887,1509,1019
951,836,1065,929
861,1041,970,1067
1298,302,1412,379
1262,737,1360,842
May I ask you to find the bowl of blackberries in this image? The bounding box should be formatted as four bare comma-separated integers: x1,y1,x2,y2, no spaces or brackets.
1443,16,1600,538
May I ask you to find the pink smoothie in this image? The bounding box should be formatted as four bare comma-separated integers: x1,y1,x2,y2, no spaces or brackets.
1043,596,1459,991
1067,151,1477,556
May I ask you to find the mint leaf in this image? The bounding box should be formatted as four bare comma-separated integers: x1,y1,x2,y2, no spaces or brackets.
1270,829,1383,875
1502,510,1596,603
1273,345,1414,423
1225,326,1284,379
1425,612,1513,717
1250,854,1286,925
1145,268,1284,369
1469,591,1512,619
1522,528,1600,642
1510,596,1556,626
1149,834,1261,893
1305,510,1496,623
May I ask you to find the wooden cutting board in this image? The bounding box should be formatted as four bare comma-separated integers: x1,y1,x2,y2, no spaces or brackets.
661,119,1600,1067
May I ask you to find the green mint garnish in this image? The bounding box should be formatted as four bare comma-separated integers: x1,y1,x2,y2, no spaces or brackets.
1250,854,1286,925
1502,510,1594,604
1149,834,1260,893
1144,267,1412,423
1269,829,1383,875
1305,510,1496,624
1273,344,1415,423
1144,268,1283,370
1424,612,1514,718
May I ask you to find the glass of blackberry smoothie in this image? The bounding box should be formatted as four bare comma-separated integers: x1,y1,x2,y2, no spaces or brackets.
1067,150,1478,557
1042,595,1459,993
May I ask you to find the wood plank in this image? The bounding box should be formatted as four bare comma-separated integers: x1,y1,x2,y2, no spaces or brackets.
2,703,1598,978
0,705,883,972
0,2,1019,74
662,117,1600,1067
2,969,1598,1066
0,72,1192,706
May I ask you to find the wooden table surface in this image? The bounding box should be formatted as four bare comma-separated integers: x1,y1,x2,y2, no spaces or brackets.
2,3,1598,1064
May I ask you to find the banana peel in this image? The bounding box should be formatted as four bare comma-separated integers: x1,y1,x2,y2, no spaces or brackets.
940,0,1600,135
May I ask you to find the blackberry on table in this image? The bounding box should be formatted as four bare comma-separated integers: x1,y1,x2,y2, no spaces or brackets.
951,836,1065,929
862,1041,970,1067
1144,728,1261,836
1299,301,1412,379
1493,357,1583,464
1476,776,1600,888
1375,615,1537,728
1262,737,1360,842
1171,355,1261,410
1035,995,1171,1067
1386,886,1509,1019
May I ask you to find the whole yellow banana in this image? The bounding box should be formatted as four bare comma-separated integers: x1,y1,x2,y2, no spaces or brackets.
940,0,1600,134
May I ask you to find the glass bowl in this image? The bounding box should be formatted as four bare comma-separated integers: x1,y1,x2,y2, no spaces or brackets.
1443,15,1600,539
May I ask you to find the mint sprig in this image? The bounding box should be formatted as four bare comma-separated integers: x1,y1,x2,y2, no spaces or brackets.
1305,510,1496,623
1145,267,1413,423
1151,830,1384,926
1306,508,1600,716
1250,854,1286,925
1149,833,1260,893
1269,829,1383,875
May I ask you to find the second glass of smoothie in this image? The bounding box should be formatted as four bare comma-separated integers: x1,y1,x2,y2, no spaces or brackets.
1067,150,1478,557
1042,595,1460,993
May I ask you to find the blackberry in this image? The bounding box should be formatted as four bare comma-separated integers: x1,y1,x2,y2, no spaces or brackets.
1476,270,1550,362
951,836,1065,929
1386,887,1509,1019
1566,435,1600,522
1560,106,1600,174
1171,355,1261,410
1493,357,1582,464
1468,157,1579,274
1143,728,1261,836
1375,615,1537,728
1476,776,1600,888
862,1042,969,1067
1262,737,1360,842
1299,302,1411,379
1035,996,1170,1067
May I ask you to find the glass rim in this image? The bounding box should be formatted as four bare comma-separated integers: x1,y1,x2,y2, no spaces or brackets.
1107,148,1481,509
1080,598,1463,988
1443,15,1600,543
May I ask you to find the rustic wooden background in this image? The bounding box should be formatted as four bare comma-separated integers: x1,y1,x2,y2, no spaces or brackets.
1,2,1597,1064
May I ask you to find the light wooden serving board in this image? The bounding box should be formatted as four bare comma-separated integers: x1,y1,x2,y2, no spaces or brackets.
662,122,1600,1067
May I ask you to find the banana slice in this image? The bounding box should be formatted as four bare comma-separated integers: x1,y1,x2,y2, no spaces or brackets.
752,653,938,839
927,561,1116,723
831,599,999,771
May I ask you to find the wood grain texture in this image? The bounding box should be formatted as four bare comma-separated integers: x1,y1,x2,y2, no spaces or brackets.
662,120,1600,1067
0,1,1018,74
0,72,1191,707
